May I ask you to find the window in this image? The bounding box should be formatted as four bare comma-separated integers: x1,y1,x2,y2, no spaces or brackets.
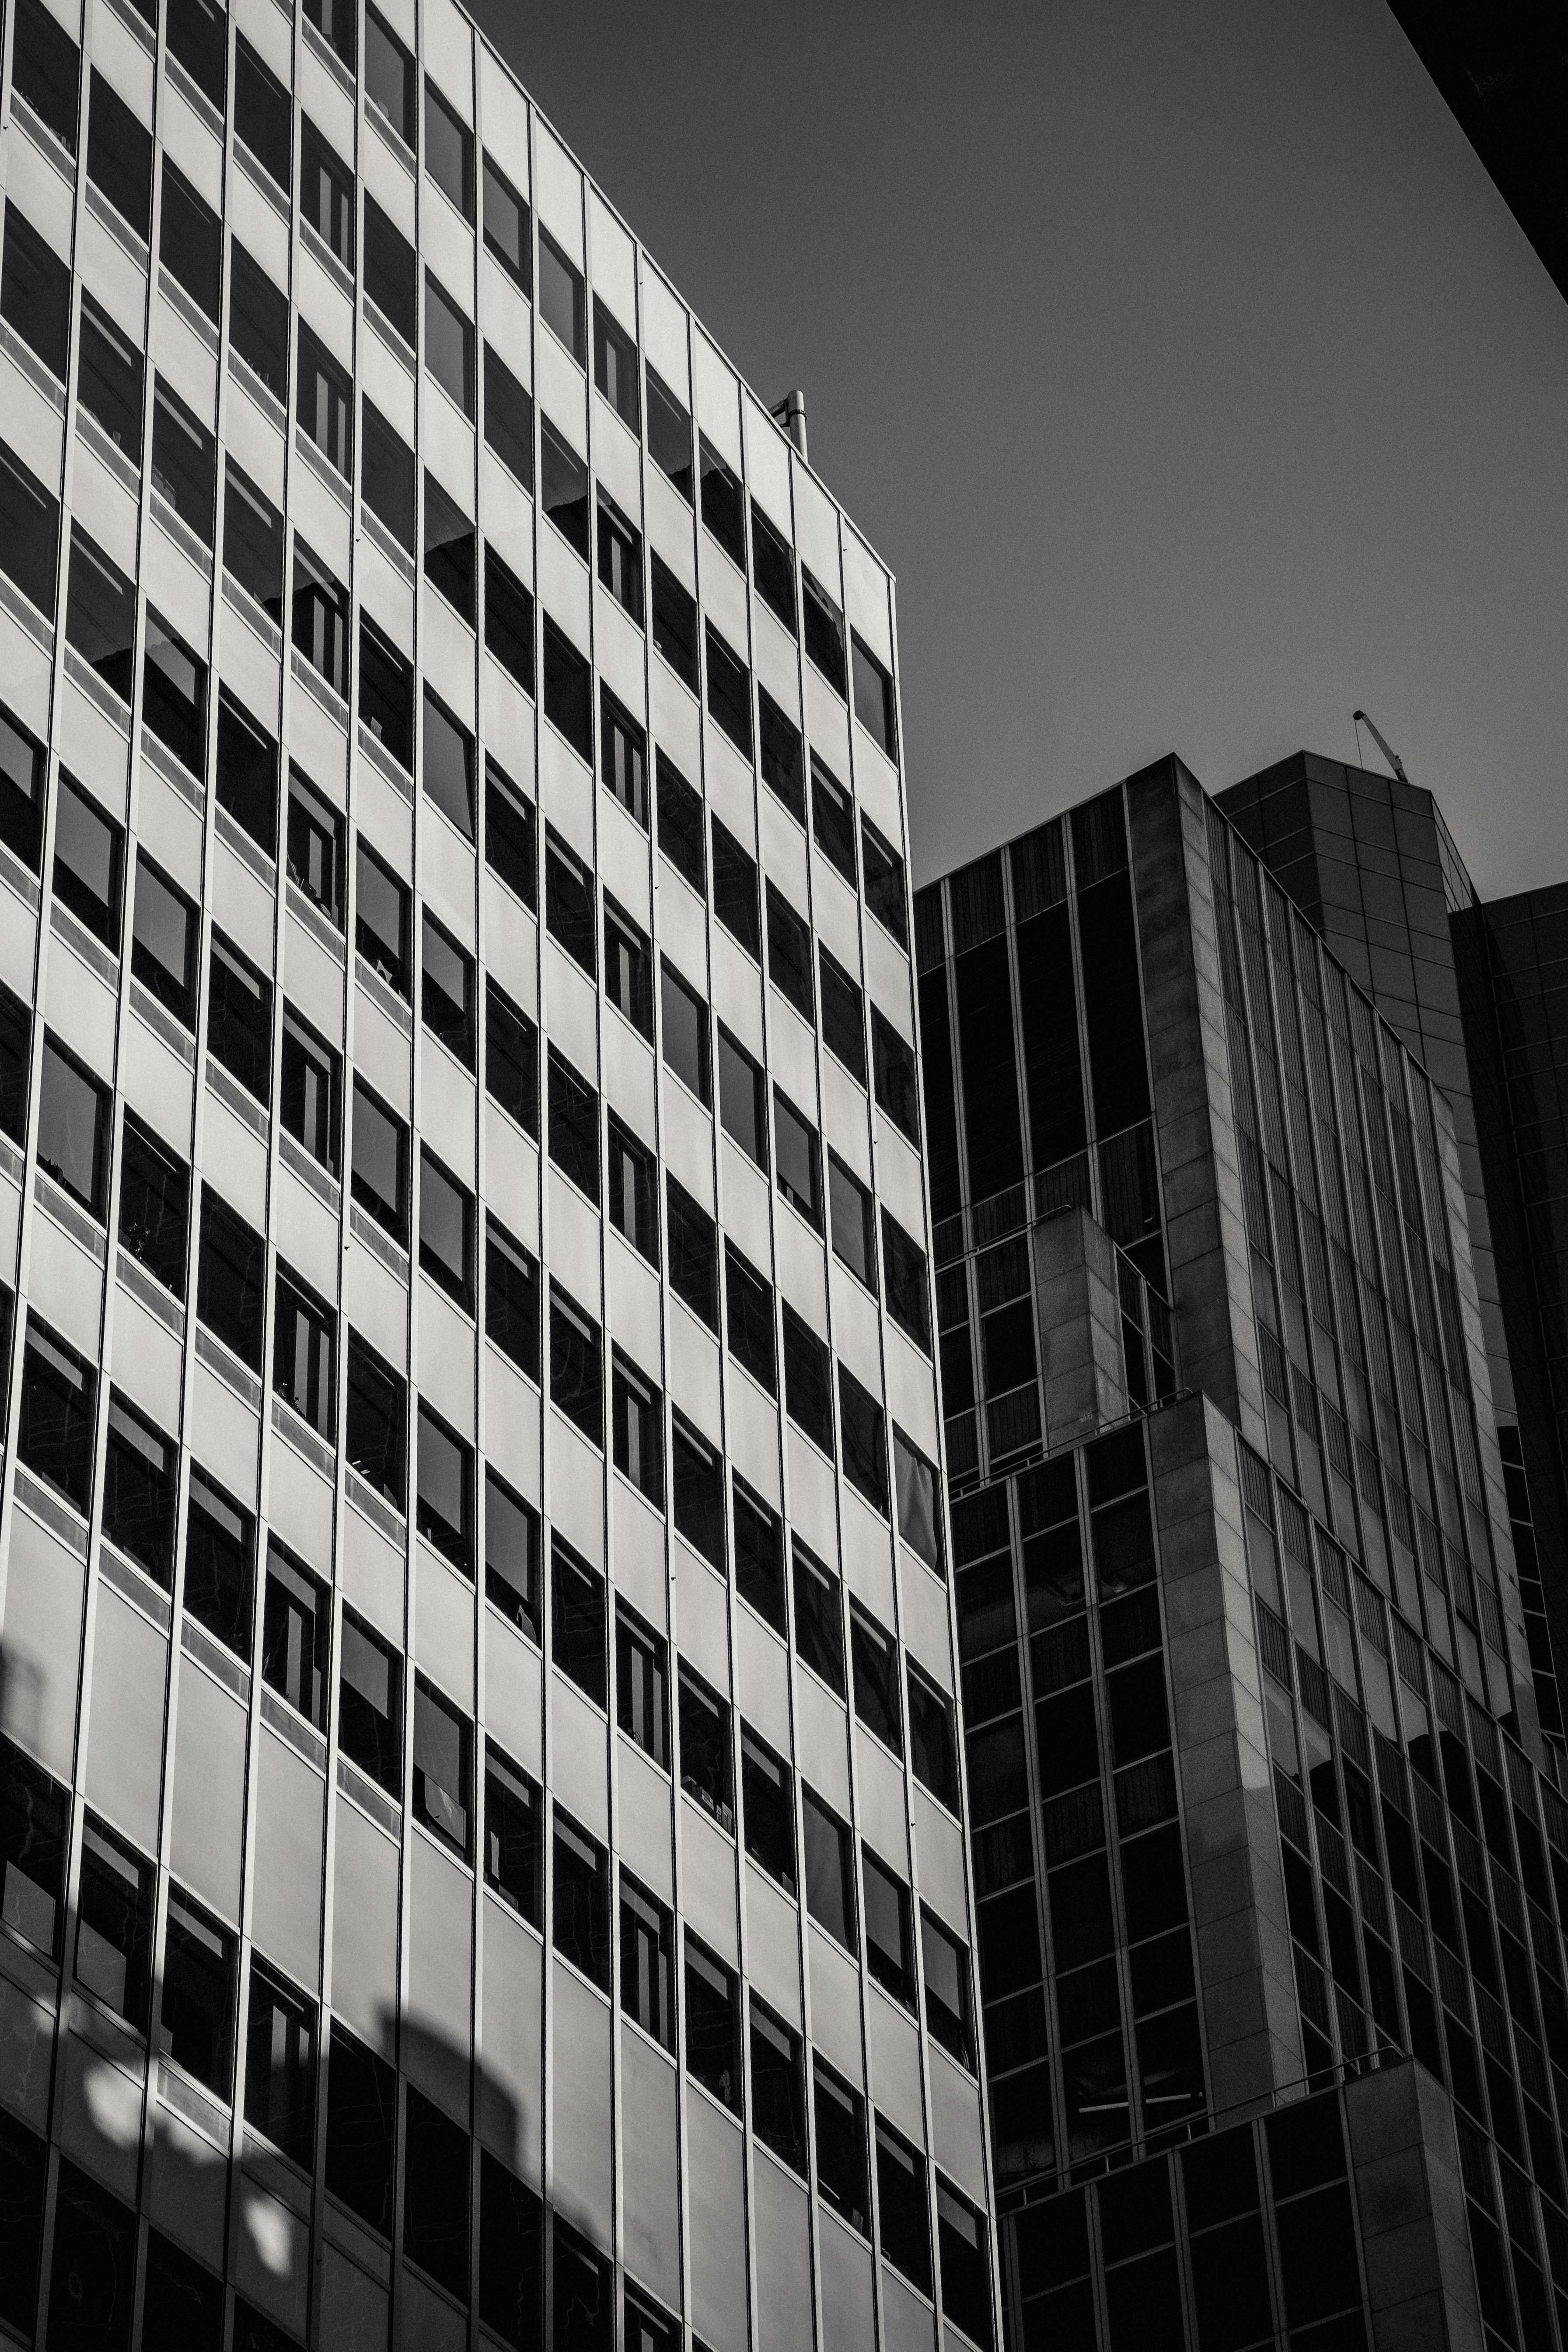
485,546,535,694
678,1665,733,1832
895,1427,943,1573
417,1401,473,1573
413,1679,471,1859
812,757,856,885
482,154,531,290
1,206,70,382
161,159,222,322
339,1606,403,1793
733,1477,784,1630
161,1889,235,2096
601,685,647,824
594,298,639,429
766,883,814,1020
245,1959,316,2168
538,228,586,362
685,1936,740,2108
608,1115,659,1265
485,1747,541,1923
423,686,475,838
774,1090,821,1226
404,2084,468,2298
540,419,590,561
908,1662,958,1810
554,2222,610,2352
612,1351,663,1504
346,1333,406,1508
651,555,698,691
667,1178,717,1329
803,1790,855,1948
621,1876,674,2048
299,328,353,478
236,36,291,190
793,1540,845,1695
605,901,653,1036
274,1265,336,1438
483,344,534,488
36,1036,109,1216
325,2025,396,2237
543,618,592,761
487,982,539,1137
229,245,290,404
597,489,644,624
551,1289,604,1448
119,1115,189,1298
486,761,536,906
66,528,135,702
88,70,152,241
422,910,475,1067
426,273,475,415
673,1413,724,1567
224,461,284,620
262,1541,329,1730
660,961,709,1101
144,613,208,778
102,1393,177,1585
208,931,272,1103
287,770,344,925
616,1604,667,1767
709,818,760,957
548,1050,600,1204
717,1028,766,1167
852,633,898,760
425,81,474,218
782,1304,833,1455
362,402,416,553
217,691,279,857
863,815,908,946
168,0,226,107
19,1318,95,1514
830,1156,876,1291
815,2062,868,2236
698,437,744,567
301,118,354,267
274,1004,339,1175
198,1188,265,1369
751,1998,806,2172
545,832,596,974
75,1815,152,2029
485,1467,539,1639
0,706,46,874
873,1008,920,1142
922,1910,974,2069
419,1149,474,1312
364,195,417,345
741,1727,795,1891
657,752,704,892
626,2287,676,2352
417,477,476,630
876,2117,932,2293
554,1813,610,1987
840,1365,889,1514
351,1080,408,1242
725,1243,775,1398
0,444,59,621
357,842,410,995
705,625,753,757
881,1213,931,1351
293,543,350,698
851,1604,902,1754
0,983,29,1151
365,4,416,144
12,0,80,154
803,569,847,696
646,364,692,497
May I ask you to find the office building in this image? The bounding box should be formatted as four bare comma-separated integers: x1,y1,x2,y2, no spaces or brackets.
918,759,1568,2348
0,0,994,2343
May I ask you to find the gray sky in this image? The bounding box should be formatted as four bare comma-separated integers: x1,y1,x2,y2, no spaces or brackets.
475,0,1568,893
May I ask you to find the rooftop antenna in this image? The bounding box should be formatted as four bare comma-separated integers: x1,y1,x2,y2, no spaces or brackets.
770,388,808,461
1352,709,1411,785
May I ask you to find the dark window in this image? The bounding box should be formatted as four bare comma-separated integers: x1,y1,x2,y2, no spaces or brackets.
486,760,537,905
667,1177,717,1329
217,691,279,856
423,682,475,835
1,1738,66,1960
485,545,535,694
346,1332,406,1508
12,0,80,153
621,1875,675,2049
679,1666,733,1833
298,328,353,478
548,1049,601,1203
127,852,196,1019
482,154,531,290
362,401,416,553
273,1265,335,1439
422,908,475,1067
102,1392,177,1584
0,444,59,621
759,685,805,822
325,2025,396,2237
1,206,70,381
76,1815,153,2031
404,2083,469,2300
751,1997,806,2172
162,1887,236,2095
538,228,586,362
198,1187,265,1369
612,1350,664,1505
686,1935,740,2107
711,817,759,956
486,1215,540,1392
365,3,416,144
775,1089,821,1227
262,1540,330,1730
751,503,796,633
742,1727,795,1891
554,1812,611,1987
161,159,222,326
852,634,898,760
852,1604,902,1754
883,1214,930,1350
803,1789,855,1947
829,1155,876,1291
416,1401,474,1573
705,624,753,757
485,1468,539,1640
616,1604,667,1767
803,569,847,696
235,35,291,189
554,2222,611,2352
660,959,709,1099
224,460,284,621
546,831,596,973
18,1318,95,1513
657,752,704,892
782,1304,834,1455
485,1748,541,1924
812,757,857,884
718,1028,767,1168
922,1910,974,2069
35,1032,109,1225
88,68,151,240
604,905,654,1046
594,297,639,429
293,543,350,698
0,985,29,1152
356,840,410,995
597,489,643,623
486,981,539,1137
412,1677,471,1859
937,2180,992,2349
66,526,135,702
895,1428,943,1574
185,1467,255,1658
551,1288,604,1448
608,1114,659,1266
419,1148,474,1312
425,80,474,218
877,2117,932,2292
301,118,354,268
229,245,290,405
47,2166,134,2348
544,617,593,761
646,363,692,498
673,1413,724,1567
351,1080,408,1243
601,685,647,824
426,272,475,416
767,883,814,1020
142,2229,223,2344
144,612,208,778
0,705,46,875
626,2285,675,2352
244,1959,316,2166
541,417,590,560
483,343,534,488
699,437,744,566
725,1243,776,1398
54,775,124,958
873,1009,920,1142
908,1668,957,1814
286,770,344,926
339,1606,403,1794
364,194,416,347
793,1540,845,1694
816,2062,869,2236
119,1115,189,1297
651,554,698,691
863,817,908,946
208,931,272,1105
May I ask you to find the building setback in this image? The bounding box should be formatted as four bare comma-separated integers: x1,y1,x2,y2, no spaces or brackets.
0,0,996,2344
